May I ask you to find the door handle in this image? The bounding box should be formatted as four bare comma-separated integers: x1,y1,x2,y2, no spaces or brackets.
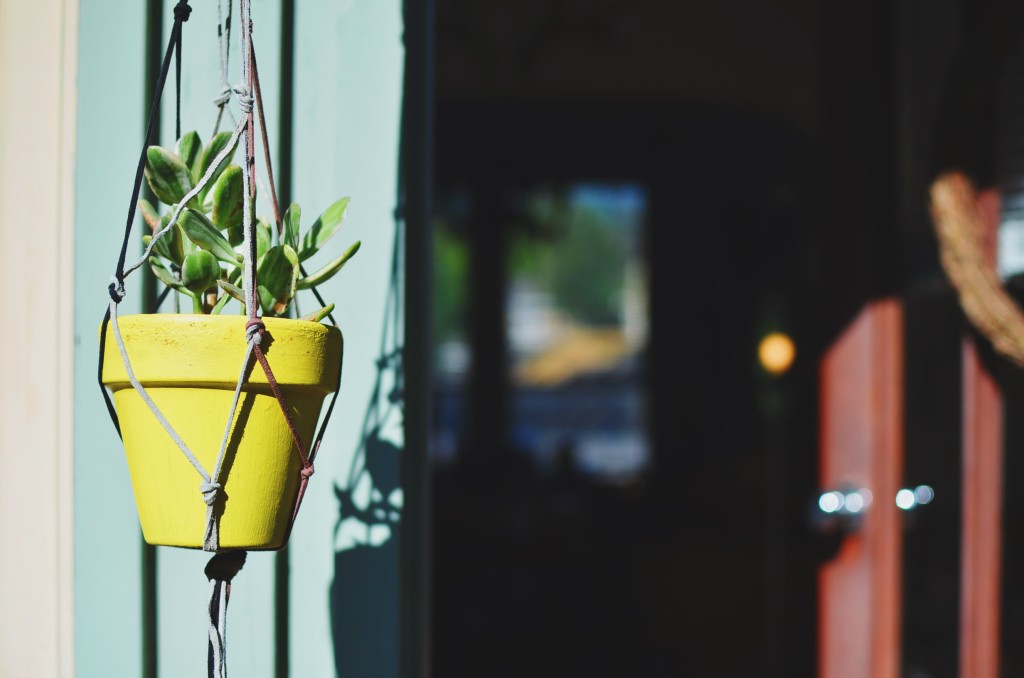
809,485,935,563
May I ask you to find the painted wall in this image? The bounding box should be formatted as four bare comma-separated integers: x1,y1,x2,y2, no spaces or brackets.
73,1,406,676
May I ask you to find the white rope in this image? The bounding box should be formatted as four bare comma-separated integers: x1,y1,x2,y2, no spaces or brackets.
212,0,235,135
108,299,208,480
238,0,257,323
203,339,256,550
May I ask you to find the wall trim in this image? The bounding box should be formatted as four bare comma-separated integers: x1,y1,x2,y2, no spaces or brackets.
0,0,78,675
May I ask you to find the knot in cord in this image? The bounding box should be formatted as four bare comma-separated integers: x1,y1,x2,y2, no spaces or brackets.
233,86,254,114
300,464,315,481
213,86,232,107
205,550,247,583
173,0,192,22
200,480,222,507
245,319,265,345
108,277,125,303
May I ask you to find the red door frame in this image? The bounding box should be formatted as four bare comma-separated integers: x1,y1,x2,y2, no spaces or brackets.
959,189,1003,678
819,301,904,678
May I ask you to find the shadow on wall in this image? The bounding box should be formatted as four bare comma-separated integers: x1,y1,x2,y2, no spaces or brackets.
330,429,403,677
328,151,406,673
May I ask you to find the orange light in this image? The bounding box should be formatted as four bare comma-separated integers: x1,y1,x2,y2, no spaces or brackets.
758,332,795,375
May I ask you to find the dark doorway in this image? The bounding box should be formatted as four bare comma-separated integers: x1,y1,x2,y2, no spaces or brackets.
430,3,821,676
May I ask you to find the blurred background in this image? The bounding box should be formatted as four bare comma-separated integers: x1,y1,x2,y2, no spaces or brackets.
426,0,1024,676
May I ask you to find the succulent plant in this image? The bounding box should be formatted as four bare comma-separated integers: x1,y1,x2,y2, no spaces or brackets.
141,130,360,320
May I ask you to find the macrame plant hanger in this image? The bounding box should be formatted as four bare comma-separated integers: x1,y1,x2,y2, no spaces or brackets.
96,2,342,675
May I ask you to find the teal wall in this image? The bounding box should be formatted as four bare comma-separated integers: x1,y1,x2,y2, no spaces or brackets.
74,2,406,675
74,2,147,674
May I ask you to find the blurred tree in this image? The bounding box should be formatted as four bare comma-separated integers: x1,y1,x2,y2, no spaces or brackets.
512,197,627,327
433,220,469,345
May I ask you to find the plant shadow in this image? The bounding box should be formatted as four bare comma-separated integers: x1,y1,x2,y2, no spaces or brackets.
329,430,403,678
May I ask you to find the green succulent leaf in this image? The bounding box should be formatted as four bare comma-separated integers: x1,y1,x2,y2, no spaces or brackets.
299,197,349,261
181,250,221,296
183,232,198,256
138,198,161,232
145,146,194,206
256,217,273,259
298,303,335,323
217,279,246,304
210,291,233,315
143,212,185,265
257,244,300,316
196,131,236,202
177,208,242,265
149,257,183,290
211,164,244,232
176,131,202,181
297,240,360,290
284,203,301,251
165,215,186,265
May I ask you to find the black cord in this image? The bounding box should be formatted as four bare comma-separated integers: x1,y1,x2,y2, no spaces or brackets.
100,1,190,437
175,14,183,141
111,2,190,288
97,307,122,438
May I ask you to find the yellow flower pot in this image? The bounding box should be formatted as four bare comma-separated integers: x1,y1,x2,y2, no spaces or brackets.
101,314,343,550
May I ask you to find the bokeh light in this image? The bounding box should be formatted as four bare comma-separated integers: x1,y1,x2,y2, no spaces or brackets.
758,332,796,375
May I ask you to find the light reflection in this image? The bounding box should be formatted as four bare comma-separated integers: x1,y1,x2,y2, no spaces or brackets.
896,488,916,510
818,491,844,513
914,485,934,505
844,491,865,513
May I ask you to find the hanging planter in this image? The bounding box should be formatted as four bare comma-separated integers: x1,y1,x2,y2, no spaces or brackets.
95,1,365,673
102,314,341,549
98,0,360,554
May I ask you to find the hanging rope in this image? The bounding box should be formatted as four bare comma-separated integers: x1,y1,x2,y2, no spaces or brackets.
205,551,247,678
250,38,343,480
98,0,193,435
212,0,235,136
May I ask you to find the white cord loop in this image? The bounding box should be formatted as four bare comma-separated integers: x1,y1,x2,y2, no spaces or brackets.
213,86,232,107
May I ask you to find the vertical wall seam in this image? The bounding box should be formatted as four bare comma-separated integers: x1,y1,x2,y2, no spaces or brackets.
58,0,80,673
141,4,163,677
275,3,295,676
